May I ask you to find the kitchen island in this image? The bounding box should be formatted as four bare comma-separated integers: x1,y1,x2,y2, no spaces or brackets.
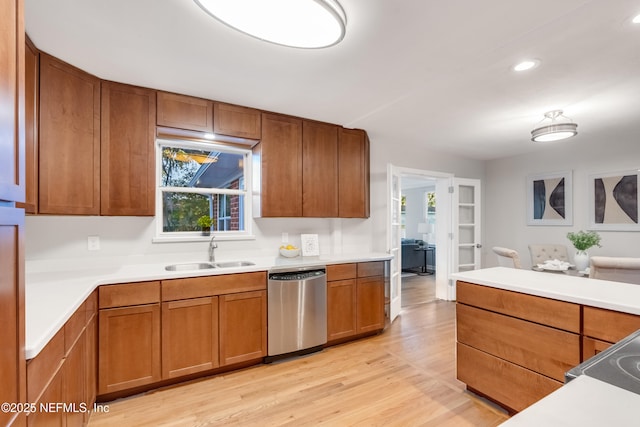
452,267,640,423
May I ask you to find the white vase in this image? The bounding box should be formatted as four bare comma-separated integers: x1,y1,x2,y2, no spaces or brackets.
574,250,589,272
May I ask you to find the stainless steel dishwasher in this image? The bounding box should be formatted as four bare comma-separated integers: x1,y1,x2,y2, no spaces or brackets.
266,265,327,362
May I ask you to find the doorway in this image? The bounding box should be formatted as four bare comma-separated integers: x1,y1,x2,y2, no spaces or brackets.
387,165,453,323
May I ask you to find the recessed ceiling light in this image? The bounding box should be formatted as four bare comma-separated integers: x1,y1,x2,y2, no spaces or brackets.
513,59,540,72
194,0,347,49
633,14,640,24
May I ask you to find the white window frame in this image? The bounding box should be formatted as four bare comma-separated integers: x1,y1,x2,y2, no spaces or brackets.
154,138,254,242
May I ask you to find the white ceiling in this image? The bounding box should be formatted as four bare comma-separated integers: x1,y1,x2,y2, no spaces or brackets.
24,0,640,160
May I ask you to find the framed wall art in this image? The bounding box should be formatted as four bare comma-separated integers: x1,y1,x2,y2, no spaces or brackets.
589,170,639,231
526,170,573,226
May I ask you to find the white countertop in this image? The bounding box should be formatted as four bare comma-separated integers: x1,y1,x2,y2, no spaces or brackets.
500,375,640,426
26,253,391,360
451,267,640,315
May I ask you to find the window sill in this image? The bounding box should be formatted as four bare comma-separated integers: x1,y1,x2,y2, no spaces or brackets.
153,234,256,243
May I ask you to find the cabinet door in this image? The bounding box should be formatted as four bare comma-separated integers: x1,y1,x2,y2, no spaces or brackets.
327,279,357,342
27,365,64,427
256,113,302,217
39,53,100,215
219,291,267,366
84,314,97,422
157,92,213,133
302,121,338,217
23,38,38,213
101,82,156,215
0,0,25,204
98,304,161,395
64,330,85,427
356,276,385,333
338,128,370,218
162,297,219,379
214,102,261,139
0,207,26,427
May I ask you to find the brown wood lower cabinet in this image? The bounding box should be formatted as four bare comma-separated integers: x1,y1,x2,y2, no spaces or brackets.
456,281,580,413
98,304,161,395
27,293,97,427
162,297,219,378
327,262,385,343
219,291,267,366
456,343,562,413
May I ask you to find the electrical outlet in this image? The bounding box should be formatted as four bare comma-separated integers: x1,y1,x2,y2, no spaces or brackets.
87,235,100,251
282,232,288,243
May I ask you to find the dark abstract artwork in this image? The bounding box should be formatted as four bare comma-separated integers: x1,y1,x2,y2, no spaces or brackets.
528,171,572,226
533,177,565,220
593,174,638,226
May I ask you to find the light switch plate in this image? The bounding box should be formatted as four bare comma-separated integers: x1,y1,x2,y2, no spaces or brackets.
87,235,100,251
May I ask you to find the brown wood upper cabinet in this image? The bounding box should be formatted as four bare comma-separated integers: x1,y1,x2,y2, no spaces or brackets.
214,102,261,140
157,91,214,133
23,37,39,214
101,81,156,216
303,121,338,217
255,114,370,218
338,128,370,218
39,53,101,215
254,113,303,217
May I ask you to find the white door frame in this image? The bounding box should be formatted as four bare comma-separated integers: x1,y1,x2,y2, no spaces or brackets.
387,165,455,308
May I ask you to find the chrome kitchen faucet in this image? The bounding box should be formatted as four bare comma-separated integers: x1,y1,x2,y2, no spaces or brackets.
208,235,217,262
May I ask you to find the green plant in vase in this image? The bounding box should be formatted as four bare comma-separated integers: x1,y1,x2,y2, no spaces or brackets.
566,230,601,272
197,215,213,236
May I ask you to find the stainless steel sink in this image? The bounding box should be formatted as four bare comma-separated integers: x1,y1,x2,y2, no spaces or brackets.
214,261,255,268
165,262,217,271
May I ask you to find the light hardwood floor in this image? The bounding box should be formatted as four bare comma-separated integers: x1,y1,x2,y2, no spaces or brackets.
89,276,509,426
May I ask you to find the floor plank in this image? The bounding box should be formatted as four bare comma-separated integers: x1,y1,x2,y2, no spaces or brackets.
89,277,509,426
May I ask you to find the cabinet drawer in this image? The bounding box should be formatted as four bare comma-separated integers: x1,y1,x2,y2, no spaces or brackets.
583,336,612,361
357,261,384,278
327,263,356,281
162,272,266,301
583,306,640,343
64,301,87,354
99,281,160,308
457,281,580,333
457,343,561,413
457,304,580,382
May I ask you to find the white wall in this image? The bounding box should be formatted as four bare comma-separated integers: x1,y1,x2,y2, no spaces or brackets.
484,130,640,269
25,135,486,269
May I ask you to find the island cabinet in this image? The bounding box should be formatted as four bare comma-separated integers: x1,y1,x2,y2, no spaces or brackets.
582,306,640,359
26,291,97,427
98,281,161,395
327,262,385,344
156,91,214,133
456,281,581,413
38,53,101,215
100,81,156,216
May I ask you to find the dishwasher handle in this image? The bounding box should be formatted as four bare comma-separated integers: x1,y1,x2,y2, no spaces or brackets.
268,269,326,281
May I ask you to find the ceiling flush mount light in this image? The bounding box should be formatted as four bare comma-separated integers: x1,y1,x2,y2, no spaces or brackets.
531,110,578,142
633,14,640,24
513,59,540,72
194,0,347,49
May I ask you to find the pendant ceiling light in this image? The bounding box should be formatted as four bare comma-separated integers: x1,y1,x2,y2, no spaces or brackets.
194,0,347,49
531,110,578,142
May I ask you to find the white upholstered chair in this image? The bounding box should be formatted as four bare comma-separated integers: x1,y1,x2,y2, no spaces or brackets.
528,244,570,266
589,256,640,285
492,247,522,269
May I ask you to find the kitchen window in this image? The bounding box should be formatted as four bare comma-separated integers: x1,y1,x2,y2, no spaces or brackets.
155,139,253,241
